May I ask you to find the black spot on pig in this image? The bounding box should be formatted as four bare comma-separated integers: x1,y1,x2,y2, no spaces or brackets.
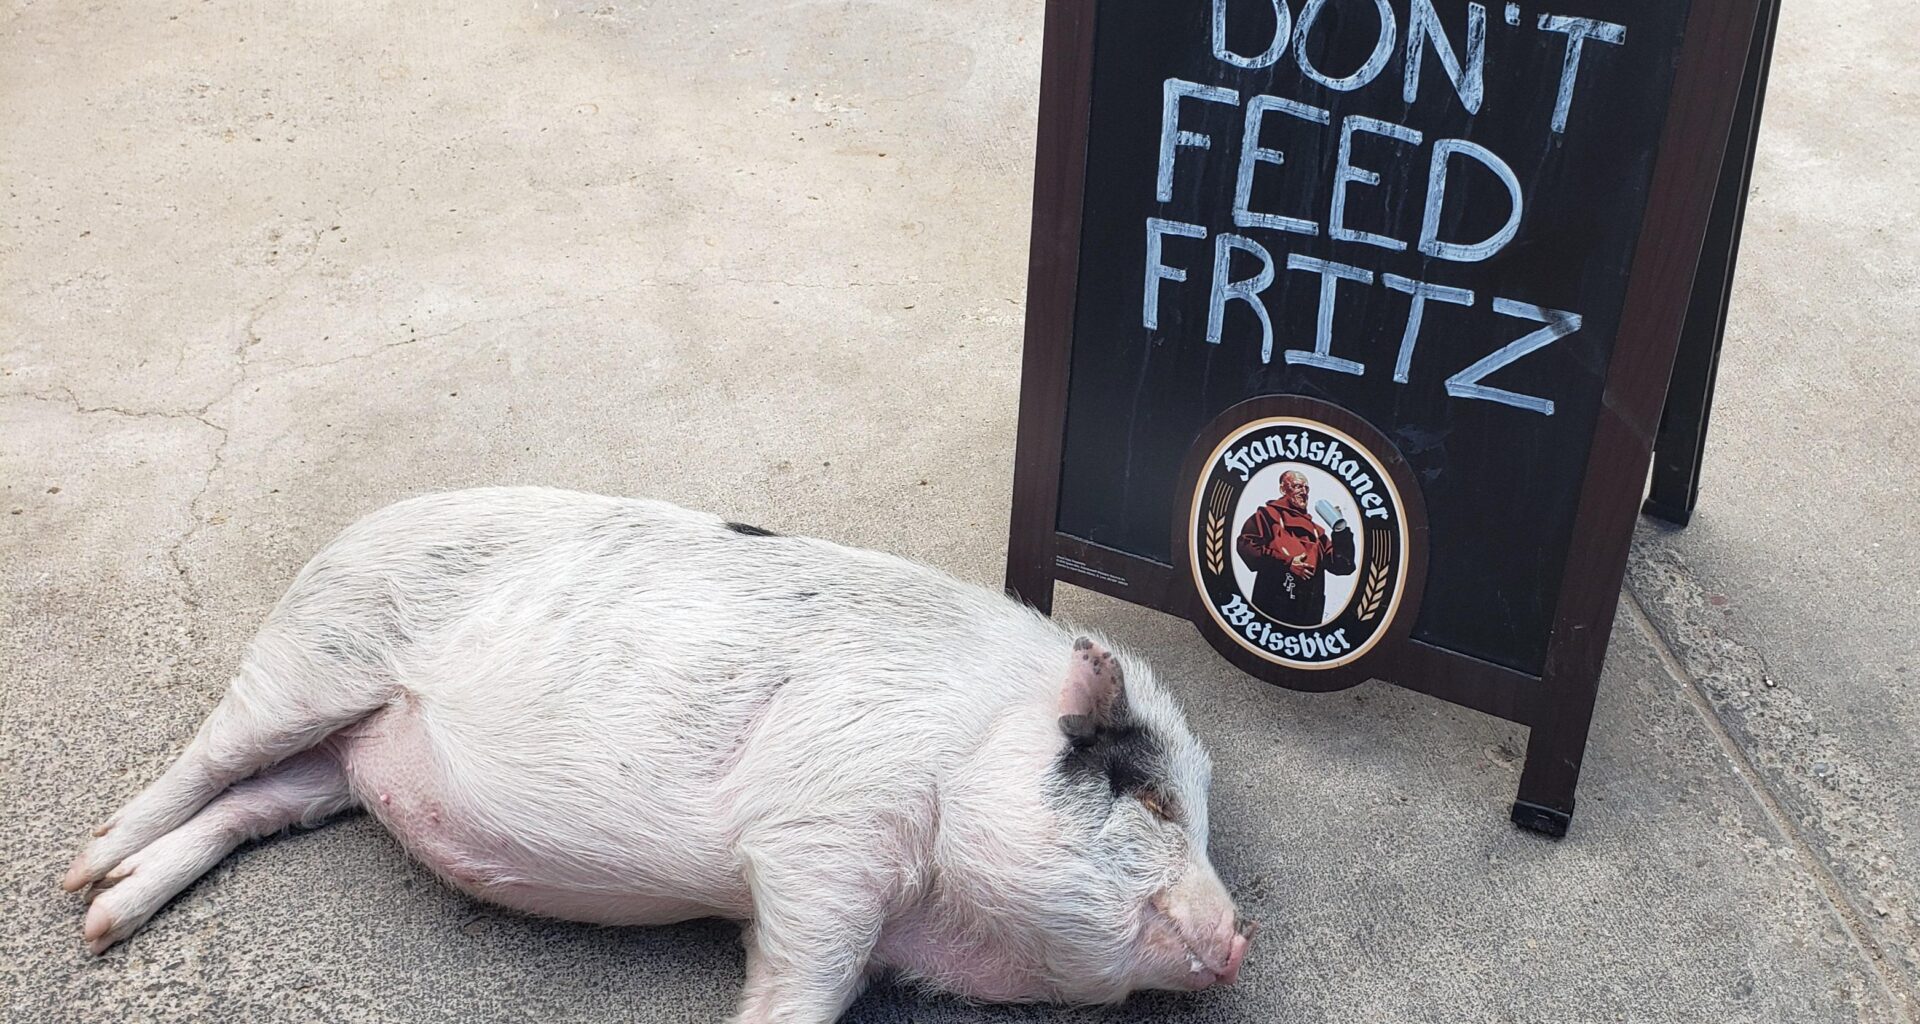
421,541,506,576
1055,718,1164,800
725,521,779,537
371,592,406,642
422,545,474,575
544,596,579,622
313,625,387,670
587,510,654,548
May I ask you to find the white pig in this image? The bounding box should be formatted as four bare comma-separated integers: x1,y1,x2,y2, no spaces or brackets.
63,487,1253,1022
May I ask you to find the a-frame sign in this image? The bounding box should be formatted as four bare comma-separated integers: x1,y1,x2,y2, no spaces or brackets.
1005,0,1780,836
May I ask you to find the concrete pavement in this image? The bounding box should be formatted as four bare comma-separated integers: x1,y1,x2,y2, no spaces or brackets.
3,0,1915,1021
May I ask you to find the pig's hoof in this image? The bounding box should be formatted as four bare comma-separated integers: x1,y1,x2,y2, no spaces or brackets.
62,839,122,893
64,820,141,892
83,862,134,903
81,868,158,955
60,852,96,893
1072,639,1119,680
82,892,129,954
76,822,231,954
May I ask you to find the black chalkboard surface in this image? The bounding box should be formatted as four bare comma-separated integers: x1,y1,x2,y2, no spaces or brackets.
1060,0,1687,676
1006,0,1778,836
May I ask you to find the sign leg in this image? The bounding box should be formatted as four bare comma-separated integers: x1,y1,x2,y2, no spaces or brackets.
1004,542,1058,615
1000,0,1098,619
1511,721,1586,839
1644,0,1781,527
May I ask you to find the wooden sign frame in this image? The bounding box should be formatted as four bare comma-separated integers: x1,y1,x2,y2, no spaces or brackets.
1005,0,1780,837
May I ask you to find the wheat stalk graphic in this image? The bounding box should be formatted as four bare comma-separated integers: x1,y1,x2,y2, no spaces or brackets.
1204,482,1231,576
1356,531,1393,621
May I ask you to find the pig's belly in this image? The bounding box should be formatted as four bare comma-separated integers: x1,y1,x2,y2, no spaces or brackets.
328,698,750,926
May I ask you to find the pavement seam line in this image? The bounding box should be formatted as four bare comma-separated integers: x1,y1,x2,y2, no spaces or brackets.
1624,592,1920,1021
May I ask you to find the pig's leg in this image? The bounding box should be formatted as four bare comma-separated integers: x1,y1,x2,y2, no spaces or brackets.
729,828,905,1024
65,649,391,890
732,944,890,1024
732,930,877,1024
80,748,354,953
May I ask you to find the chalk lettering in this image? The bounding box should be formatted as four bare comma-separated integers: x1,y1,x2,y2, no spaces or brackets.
1295,0,1396,92
1283,255,1371,375
1207,233,1278,362
1235,95,1331,235
1444,299,1583,415
1157,79,1240,203
1418,137,1523,262
1331,115,1423,251
1144,217,1208,330
1212,0,1292,70
1404,0,1487,114
1538,14,1628,134
1382,273,1476,383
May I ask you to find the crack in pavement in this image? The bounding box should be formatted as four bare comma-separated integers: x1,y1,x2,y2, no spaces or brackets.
7,388,221,433
1626,544,1920,1021
7,214,336,622
161,259,304,614
272,296,618,375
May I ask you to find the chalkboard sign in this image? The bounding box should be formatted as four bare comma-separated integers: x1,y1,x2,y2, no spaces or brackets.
1006,0,1778,836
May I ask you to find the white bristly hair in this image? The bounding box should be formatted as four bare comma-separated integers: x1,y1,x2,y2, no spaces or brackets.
65,487,1251,1022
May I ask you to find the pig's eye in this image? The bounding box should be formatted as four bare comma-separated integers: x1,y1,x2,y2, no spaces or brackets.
1137,791,1177,823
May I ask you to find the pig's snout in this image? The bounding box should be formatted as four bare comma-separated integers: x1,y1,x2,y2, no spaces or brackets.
1216,915,1257,986
1149,872,1257,990
1188,908,1254,989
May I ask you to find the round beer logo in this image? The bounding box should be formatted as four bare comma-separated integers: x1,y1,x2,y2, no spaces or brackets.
1186,412,1416,672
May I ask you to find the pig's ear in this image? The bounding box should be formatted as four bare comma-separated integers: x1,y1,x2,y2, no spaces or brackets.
1059,637,1128,744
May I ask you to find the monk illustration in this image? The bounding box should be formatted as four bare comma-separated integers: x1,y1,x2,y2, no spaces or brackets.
1234,470,1357,626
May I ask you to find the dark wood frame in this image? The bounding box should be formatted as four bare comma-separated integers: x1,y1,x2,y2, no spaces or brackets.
1006,0,1779,837
1644,0,1782,528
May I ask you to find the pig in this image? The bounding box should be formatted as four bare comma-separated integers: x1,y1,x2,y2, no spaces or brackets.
63,487,1253,1022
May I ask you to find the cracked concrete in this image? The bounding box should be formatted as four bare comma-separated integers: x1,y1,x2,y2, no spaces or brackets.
4,0,1916,1022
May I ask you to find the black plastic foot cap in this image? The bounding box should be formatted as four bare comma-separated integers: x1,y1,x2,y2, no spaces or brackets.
1511,800,1572,839
1641,497,1694,527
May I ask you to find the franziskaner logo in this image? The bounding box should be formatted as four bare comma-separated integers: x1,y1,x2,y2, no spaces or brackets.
1188,415,1412,670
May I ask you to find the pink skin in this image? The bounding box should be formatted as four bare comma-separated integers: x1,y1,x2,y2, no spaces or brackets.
1185,909,1255,989
1144,883,1255,991
1054,637,1255,995
68,750,354,954
60,487,1256,1017
66,651,1257,1000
